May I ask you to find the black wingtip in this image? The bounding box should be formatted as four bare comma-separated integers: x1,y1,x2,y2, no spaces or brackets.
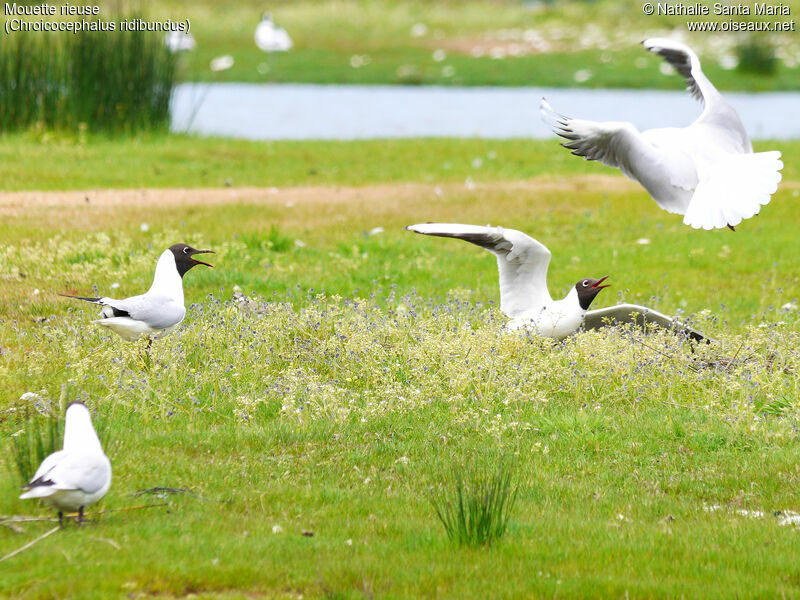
60,293,101,302
727,224,736,232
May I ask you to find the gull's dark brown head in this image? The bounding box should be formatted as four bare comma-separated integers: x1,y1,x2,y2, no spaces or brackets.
169,244,215,278
575,275,610,310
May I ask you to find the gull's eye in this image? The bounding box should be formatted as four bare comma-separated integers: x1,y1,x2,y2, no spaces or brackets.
582,280,589,287
183,247,189,254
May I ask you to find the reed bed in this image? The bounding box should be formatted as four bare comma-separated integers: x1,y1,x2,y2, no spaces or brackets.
0,24,176,133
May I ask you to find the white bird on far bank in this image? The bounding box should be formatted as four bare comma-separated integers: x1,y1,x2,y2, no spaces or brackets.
255,13,293,52
61,244,214,343
19,402,111,526
163,30,196,53
541,38,783,231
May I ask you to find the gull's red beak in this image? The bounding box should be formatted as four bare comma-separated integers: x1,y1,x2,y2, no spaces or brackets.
189,249,215,268
592,275,610,289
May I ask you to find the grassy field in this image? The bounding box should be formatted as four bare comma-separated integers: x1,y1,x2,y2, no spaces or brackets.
1,133,798,191
4,0,800,90
162,0,800,90
1,138,799,598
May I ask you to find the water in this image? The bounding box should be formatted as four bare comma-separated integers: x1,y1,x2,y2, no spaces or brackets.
171,83,800,141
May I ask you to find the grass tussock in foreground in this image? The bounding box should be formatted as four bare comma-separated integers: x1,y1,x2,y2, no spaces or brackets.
429,454,520,547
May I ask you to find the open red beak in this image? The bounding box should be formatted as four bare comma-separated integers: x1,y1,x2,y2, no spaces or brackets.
189,249,215,268
592,275,610,289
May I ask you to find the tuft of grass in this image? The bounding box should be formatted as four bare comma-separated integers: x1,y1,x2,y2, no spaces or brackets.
7,406,63,487
429,455,520,547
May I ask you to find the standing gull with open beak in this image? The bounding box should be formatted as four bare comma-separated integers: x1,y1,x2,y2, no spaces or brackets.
61,243,214,343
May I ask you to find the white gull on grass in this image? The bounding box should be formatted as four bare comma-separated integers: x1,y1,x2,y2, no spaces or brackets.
19,402,111,526
60,244,214,343
407,223,709,342
255,13,292,52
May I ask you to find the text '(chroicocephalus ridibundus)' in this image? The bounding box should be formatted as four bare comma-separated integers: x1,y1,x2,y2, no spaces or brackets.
540,38,783,231
61,244,214,342
407,223,709,342
19,402,111,526
407,223,609,340
255,13,292,52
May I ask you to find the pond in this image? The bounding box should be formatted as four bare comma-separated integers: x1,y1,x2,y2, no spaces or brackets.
171,83,800,141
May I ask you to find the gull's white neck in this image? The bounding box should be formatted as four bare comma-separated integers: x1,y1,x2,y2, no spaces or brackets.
148,250,184,303
63,406,104,454
557,287,586,314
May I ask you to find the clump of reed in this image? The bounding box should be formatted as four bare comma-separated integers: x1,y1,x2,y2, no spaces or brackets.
428,454,520,547
7,406,64,487
0,20,176,133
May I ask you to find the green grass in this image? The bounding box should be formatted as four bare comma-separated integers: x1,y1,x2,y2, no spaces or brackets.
1,139,799,597
429,455,519,547
1,133,798,191
5,0,799,90
152,0,800,90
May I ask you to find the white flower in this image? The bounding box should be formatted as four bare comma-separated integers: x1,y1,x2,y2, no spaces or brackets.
368,227,384,237
719,54,739,70
350,54,370,68
272,524,283,534
636,238,651,245
210,55,235,72
410,23,428,37
140,223,150,232
432,49,446,62
573,69,592,83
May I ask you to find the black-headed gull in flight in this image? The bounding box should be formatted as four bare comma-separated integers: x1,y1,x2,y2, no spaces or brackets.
19,402,111,526
541,38,783,231
407,223,709,342
61,243,214,342
255,13,292,52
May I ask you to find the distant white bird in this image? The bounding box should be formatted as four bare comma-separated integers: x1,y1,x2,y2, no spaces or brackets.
407,223,709,342
61,244,214,342
20,402,111,526
163,31,196,53
255,13,292,52
541,38,783,231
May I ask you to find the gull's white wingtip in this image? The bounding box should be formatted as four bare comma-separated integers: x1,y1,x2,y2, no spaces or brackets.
539,97,566,129
642,37,692,53
19,486,54,500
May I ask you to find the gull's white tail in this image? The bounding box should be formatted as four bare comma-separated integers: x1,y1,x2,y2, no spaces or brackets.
683,151,783,230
